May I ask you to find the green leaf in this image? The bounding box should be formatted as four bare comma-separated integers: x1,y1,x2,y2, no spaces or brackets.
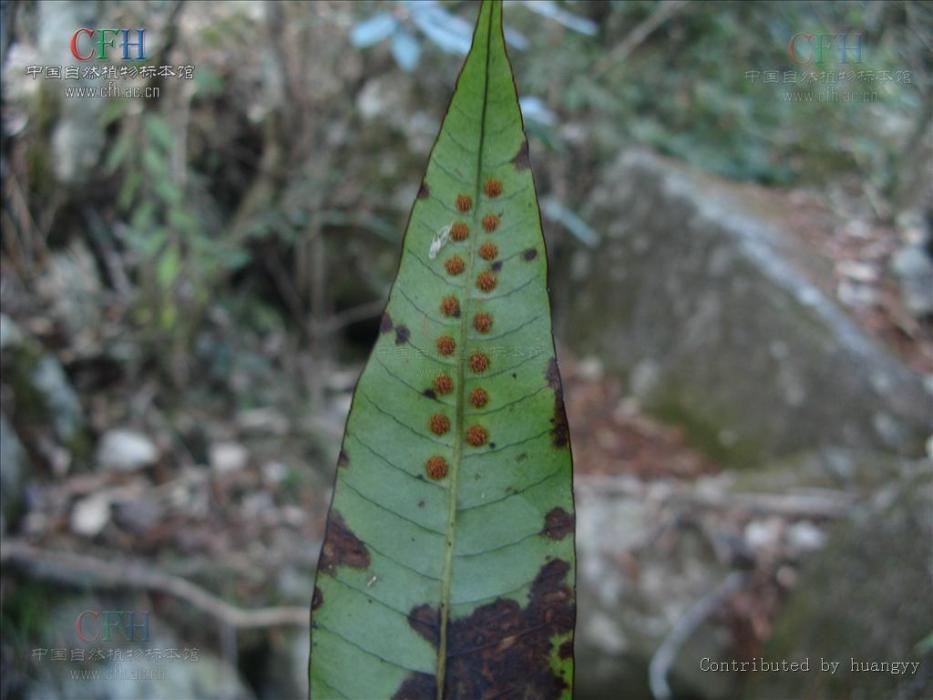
156,243,181,292
309,2,576,699
144,115,175,152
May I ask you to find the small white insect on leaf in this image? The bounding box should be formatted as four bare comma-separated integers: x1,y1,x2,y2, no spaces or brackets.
428,224,452,260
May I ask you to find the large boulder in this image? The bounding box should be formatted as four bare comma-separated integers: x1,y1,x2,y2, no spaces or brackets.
557,150,932,464
750,470,933,700
573,450,929,700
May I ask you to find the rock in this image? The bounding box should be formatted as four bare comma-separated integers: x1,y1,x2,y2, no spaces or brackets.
836,279,878,308
561,150,933,464
573,450,926,700
0,314,88,454
750,470,933,700
0,413,30,531
70,494,111,537
209,442,249,474
744,518,783,551
891,244,933,318
236,407,289,436
575,488,738,700
835,260,878,283
785,521,826,553
576,356,605,382
0,314,24,350
112,497,163,535
34,241,103,344
31,355,84,446
95,430,159,472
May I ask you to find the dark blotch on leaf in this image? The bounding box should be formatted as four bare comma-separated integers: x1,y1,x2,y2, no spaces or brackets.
337,450,349,468
395,325,411,345
491,260,503,272
522,247,538,261
318,511,370,575
512,138,531,170
407,604,440,646
542,507,574,540
380,313,394,333
392,672,436,700
442,558,575,699
418,181,430,199
546,358,570,449
312,586,323,611
423,389,437,400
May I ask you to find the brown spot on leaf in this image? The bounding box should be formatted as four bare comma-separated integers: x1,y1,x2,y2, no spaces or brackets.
522,247,538,261
476,270,497,292
437,335,456,356
433,373,454,395
456,194,473,212
442,558,575,699
318,512,370,575
337,450,349,468
408,604,440,646
395,325,410,345
466,424,489,447
469,351,489,373
546,358,570,449
380,313,394,333
479,241,498,261
450,221,469,241
542,507,574,540
429,413,451,435
470,387,489,408
512,139,531,170
484,178,503,197
425,455,449,480
482,214,500,232
440,295,460,317
418,181,430,199
392,672,437,700
312,586,323,611
445,255,465,276
473,312,493,334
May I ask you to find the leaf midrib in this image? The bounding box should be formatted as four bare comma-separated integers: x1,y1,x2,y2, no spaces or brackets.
435,4,495,698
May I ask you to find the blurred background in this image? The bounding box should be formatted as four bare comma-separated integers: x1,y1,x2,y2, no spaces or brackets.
1,1,931,699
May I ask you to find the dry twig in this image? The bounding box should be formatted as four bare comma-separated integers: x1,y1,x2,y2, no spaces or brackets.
0,540,309,629
595,0,689,76
575,475,853,519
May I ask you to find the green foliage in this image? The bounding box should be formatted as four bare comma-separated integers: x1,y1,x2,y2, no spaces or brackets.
516,0,923,185
309,2,575,697
107,111,251,375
